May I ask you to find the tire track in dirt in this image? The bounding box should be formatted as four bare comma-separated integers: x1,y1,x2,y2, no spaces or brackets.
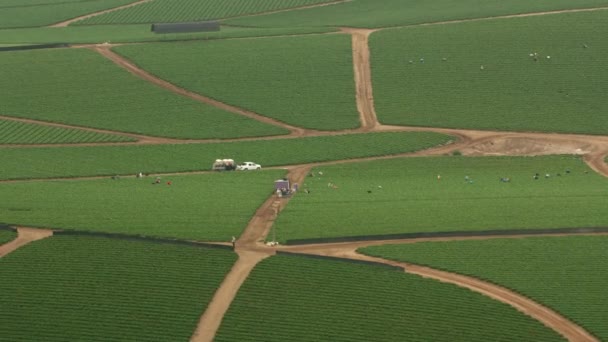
0,227,53,258
49,0,153,27
93,46,308,137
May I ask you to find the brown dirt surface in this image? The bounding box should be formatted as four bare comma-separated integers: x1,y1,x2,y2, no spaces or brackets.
49,0,153,28
93,46,308,137
190,250,272,342
0,227,53,258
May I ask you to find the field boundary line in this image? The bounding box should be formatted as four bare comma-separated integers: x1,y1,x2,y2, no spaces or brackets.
49,0,153,28
190,250,272,342
0,227,53,258
222,0,353,22
93,46,308,136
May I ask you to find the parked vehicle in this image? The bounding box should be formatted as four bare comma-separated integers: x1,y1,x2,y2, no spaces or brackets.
212,159,236,171
236,162,261,171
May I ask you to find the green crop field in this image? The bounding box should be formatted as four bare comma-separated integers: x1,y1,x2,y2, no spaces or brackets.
76,0,336,25
0,229,17,245
226,0,608,28
0,132,452,180
115,34,359,130
0,0,134,29
361,235,608,341
0,25,335,45
0,119,135,144
0,171,284,240
0,48,287,139
0,235,236,341
215,254,562,341
273,155,608,242
371,11,608,134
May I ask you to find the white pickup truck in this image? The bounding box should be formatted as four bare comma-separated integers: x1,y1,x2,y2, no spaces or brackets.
236,162,261,171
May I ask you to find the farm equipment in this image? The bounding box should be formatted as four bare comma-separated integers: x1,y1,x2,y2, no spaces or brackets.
212,159,236,171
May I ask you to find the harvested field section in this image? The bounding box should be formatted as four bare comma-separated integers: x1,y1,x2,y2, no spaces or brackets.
0,171,285,240
362,235,608,341
0,235,236,341
0,118,135,144
274,156,608,242
115,34,360,130
0,48,286,139
371,11,608,134
215,254,562,341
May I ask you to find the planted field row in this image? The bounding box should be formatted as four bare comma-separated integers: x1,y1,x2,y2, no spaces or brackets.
0,24,335,45
0,171,285,240
0,48,286,139
371,11,608,135
0,229,17,245
215,254,562,341
0,131,452,180
115,34,359,130
0,0,134,29
361,235,608,341
0,235,236,341
274,155,608,242
0,0,99,8
226,0,608,28
0,119,135,144
76,0,336,25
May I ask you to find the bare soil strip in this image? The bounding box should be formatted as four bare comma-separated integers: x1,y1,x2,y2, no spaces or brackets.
190,250,272,342
0,227,53,258
343,28,379,131
93,46,307,136
223,0,353,21
49,0,153,28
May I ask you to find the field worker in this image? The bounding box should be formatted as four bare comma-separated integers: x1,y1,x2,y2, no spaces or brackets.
437,174,441,181
231,236,236,250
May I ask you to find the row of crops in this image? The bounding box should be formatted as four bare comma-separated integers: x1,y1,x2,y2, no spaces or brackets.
0,235,236,341
0,119,135,144
0,171,285,241
114,34,360,130
370,11,608,135
0,0,134,29
0,48,287,139
215,253,563,341
75,0,337,25
274,155,608,242
0,229,17,245
0,131,452,180
225,0,608,28
361,235,608,341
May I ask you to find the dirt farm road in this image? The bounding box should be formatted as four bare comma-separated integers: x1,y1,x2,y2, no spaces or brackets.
2,6,608,342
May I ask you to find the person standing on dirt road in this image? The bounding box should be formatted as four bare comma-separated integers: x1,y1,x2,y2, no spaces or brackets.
231,236,236,250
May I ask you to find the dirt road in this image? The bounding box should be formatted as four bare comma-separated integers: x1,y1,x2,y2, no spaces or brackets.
0,227,53,258
49,0,153,28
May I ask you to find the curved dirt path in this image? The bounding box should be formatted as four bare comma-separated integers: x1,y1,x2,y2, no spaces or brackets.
49,0,153,28
329,250,598,342
0,227,54,258
224,0,353,21
93,46,308,137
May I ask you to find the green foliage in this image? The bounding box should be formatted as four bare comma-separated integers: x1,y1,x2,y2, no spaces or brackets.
0,235,236,341
226,0,608,28
0,0,134,29
274,156,608,242
0,24,335,45
216,254,563,341
371,11,608,134
0,119,135,144
0,171,285,240
0,132,452,179
0,48,287,139
76,0,335,25
361,235,608,341
115,34,360,130
0,229,17,245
